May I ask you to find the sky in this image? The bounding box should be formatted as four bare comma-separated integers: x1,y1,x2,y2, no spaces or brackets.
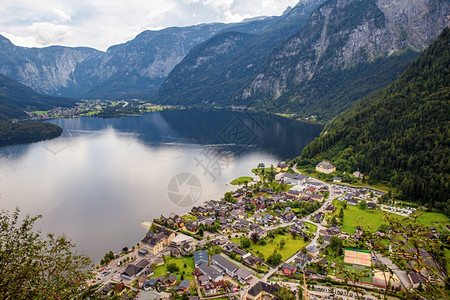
0,0,299,51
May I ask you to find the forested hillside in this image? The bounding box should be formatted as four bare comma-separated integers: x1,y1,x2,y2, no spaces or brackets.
298,28,450,214
0,74,68,145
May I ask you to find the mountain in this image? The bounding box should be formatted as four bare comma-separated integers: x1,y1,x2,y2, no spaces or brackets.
0,74,75,120
242,0,450,121
0,36,103,98
153,0,326,106
0,18,282,100
154,0,449,121
298,28,450,214
0,74,70,145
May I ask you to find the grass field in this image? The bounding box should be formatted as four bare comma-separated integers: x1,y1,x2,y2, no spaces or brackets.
32,110,48,115
304,222,318,234
416,211,449,227
231,176,253,185
333,200,402,234
151,256,195,282
236,234,307,261
333,200,449,234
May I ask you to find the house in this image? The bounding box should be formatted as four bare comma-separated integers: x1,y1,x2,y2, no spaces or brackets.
196,263,223,283
295,253,312,270
333,177,342,183
367,202,378,210
203,283,217,296
316,161,336,174
141,227,175,255
193,251,209,267
164,274,177,286
353,171,364,179
101,283,113,294
138,249,149,256
409,271,426,289
184,221,199,233
347,199,358,206
305,186,316,194
178,279,191,292
281,263,297,276
137,275,148,288
113,282,125,293
142,279,156,290
306,245,321,258
277,161,288,170
170,233,194,247
222,243,237,254
246,281,280,300
309,194,324,202
283,173,308,185
235,267,252,283
325,204,335,212
211,254,238,276
313,213,323,223
282,212,296,222
242,255,264,268
286,189,301,199
121,259,150,280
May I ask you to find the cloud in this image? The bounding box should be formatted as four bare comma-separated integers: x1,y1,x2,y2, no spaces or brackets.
52,9,72,23
28,22,71,45
0,0,300,51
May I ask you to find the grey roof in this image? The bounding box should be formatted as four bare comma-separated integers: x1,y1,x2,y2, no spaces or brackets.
193,250,209,266
197,263,222,281
235,267,252,279
212,254,238,273
136,259,150,268
178,279,190,289
284,173,307,181
122,264,142,277
248,281,280,297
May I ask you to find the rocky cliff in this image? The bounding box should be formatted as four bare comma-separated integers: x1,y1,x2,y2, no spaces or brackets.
242,0,450,120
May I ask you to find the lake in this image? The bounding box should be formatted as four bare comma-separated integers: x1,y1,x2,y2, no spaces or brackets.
0,109,322,261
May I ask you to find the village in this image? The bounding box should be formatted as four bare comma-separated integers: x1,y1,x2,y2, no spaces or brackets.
95,161,448,300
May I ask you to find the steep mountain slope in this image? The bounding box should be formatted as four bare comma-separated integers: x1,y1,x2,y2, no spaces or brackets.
243,0,450,121
0,36,103,97
0,17,281,100
299,28,450,213
0,74,70,145
0,74,75,120
153,0,326,105
82,23,235,100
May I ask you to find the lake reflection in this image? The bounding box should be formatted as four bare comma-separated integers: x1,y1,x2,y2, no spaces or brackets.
0,109,322,261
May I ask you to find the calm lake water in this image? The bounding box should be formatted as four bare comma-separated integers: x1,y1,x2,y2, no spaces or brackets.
0,109,322,261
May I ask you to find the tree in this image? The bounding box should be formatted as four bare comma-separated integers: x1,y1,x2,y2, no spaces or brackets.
275,285,297,300
250,232,260,244
258,163,265,168
338,208,344,219
330,216,338,226
359,200,367,210
0,208,94,299
267,251,282,266
240,236,251,249
167,263,180,273
279,238,286,250
329,236,343,252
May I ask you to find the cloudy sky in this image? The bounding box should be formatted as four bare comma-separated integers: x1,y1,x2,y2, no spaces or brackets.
0,0,299,51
